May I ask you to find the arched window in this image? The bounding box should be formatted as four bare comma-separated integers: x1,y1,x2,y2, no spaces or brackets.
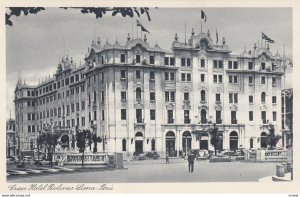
261,92,266,103
201,109,206,123
151,139,155,151
201,90,206,102
122,139,127,151
136,88,141,100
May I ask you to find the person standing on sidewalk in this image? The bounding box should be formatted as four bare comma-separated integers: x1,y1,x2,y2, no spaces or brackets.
187,151,195,173
166,153,169,164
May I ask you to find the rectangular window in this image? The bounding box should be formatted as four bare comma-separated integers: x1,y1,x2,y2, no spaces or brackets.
229,76,233,83
150,92,155,101
121,91,126,101
71,104,75,113
181,73,186,81
120,54,126,63
170,92,175,102
170,57,175,66
164,57,169,65
249,76,253,84
249,111,253,121
261,62,266,70
136,70,141,79
81,101,85,110
168,110,174,123
218,60,223,68
70,76,74,83
165,72,169,81
28,125,31,132
181,58,186,66
184,92,189,101
261,76,266,84
121,70,126,79
150,55,155,65
249,95,253,104
216,111,222,124
248,62,253,70
165,92,169,102
81,84,85,92
272,96,276,104
201,74,205,82
187,58,191,67
121,109,126,120
94,111,97,120
184,110,190,124
233,61,238,69
213,60,218,68
150,71,155,80
76,103,79,111
228,61,233,69
213,75,218,83
219,75,223,83
81,117,85,126
234,93,238,103
231,111,237,124
170,73,175,81
136,109,142,123
261,111,266,124
65,78,69,86
150,110,155,120
273,111,277,121
136,55,140,63
272,77,276,85
234,76,238,83
216,94,220,102
102,110,105,120
229,93,233,103
187,73,191,81
201,59,205,68
101,91,104,102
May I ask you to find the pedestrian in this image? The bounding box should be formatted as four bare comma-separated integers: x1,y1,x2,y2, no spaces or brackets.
166,153,169,164
187,150,195,173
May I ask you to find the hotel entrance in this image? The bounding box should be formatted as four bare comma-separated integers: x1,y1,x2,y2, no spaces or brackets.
135,132,144,155
166,131,176,157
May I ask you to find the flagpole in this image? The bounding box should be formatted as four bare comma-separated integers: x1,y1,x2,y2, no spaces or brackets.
201,19,202,33
132,22,134,40
136,21,138,39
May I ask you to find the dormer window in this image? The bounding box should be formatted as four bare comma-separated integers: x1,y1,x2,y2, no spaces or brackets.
150,56,154,65
120,54,126,63
136,55,141,63
261,62,266,70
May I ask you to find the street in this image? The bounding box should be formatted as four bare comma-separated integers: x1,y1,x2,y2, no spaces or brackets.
8,159,278,183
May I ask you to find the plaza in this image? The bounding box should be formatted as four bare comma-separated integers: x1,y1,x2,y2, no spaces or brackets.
8,159,278,183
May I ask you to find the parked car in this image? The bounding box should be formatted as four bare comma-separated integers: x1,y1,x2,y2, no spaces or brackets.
197,150,209,160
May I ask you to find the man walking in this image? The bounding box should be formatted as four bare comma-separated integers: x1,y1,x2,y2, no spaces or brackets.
187,150,195,173
166,153,169,164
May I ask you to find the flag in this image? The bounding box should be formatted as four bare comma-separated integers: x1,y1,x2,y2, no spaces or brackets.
262,32,275,43
201,10,207,22
216,29,218,43
137,20,150,33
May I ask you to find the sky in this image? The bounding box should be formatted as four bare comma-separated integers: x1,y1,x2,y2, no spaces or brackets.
5,7,293,120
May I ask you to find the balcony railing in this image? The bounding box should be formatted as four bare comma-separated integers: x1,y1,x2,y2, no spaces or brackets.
136,118,144,124
216,119,222,124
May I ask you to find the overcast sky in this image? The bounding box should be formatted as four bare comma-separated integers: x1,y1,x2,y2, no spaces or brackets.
6,7,293,120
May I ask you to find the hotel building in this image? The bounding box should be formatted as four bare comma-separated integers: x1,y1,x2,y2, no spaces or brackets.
14,28,287,157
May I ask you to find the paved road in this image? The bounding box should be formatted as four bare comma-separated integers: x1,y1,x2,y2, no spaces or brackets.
8,159,278,183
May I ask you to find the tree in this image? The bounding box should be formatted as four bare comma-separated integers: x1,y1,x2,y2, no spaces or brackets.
267,124,281,149
6,7,151,26
76,129,93,168
209,123,220,156
38,131,60,166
